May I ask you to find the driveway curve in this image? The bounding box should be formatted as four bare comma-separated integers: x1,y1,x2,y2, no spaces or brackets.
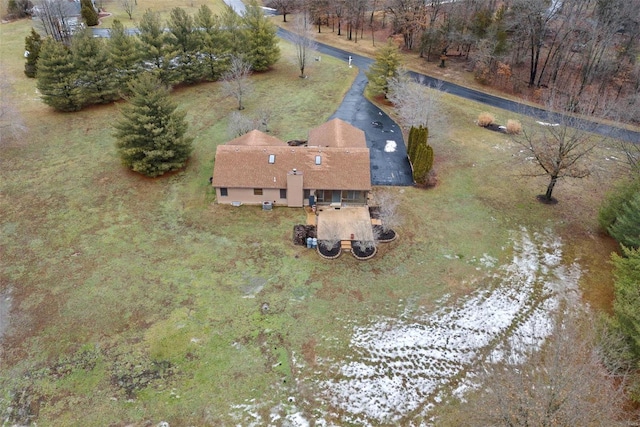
278,27,639,145
277,29,414,186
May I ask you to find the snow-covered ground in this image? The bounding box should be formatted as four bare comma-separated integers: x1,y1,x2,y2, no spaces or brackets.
230,228,583,425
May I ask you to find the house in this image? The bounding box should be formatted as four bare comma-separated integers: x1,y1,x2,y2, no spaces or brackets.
211,119,371,207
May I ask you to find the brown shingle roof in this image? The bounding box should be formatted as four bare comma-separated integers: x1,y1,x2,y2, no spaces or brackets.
226,129,287,146
308,118,367,148
212,144,371,190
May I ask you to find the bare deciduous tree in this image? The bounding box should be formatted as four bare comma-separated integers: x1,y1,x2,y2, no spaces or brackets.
33,0,77,45
372,189,400,234
387,68,444,130
221,55,253,110
226,109,272,138
291,13,317,78
266,0,298,22
512,96,603,203
121,0,135,19
319,220,341,251
226,111,255,138
351,220,379,254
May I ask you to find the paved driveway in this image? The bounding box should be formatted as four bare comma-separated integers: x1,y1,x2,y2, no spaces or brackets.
330,71,413,186
277,29,414,186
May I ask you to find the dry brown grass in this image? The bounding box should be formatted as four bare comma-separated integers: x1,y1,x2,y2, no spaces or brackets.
477,112,496,127
506,119,522,134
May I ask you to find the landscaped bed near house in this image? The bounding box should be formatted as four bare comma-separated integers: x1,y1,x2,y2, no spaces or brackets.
0,8,629,426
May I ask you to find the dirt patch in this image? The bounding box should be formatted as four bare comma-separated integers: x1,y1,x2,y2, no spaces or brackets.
301,338,317,366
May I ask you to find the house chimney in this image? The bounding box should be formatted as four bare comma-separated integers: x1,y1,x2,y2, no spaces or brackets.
292,168,297,175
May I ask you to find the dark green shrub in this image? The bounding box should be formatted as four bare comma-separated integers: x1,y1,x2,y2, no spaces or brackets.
608,192,640,249
599,178,640,237
24,28,41,78
81,0,99,26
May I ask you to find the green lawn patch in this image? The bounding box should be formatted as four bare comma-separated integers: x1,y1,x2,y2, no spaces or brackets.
0,13,627,426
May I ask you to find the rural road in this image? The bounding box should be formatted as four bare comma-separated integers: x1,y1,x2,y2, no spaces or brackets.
277,27,640,145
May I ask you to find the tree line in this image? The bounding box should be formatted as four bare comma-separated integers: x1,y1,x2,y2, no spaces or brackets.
268,0,640,125
28,2,280,111
598,158,640,403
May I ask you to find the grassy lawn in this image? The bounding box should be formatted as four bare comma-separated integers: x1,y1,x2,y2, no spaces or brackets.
0,6,627,425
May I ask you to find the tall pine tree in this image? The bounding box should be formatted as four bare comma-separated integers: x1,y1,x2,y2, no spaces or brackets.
195,5,228,81
113,73,193,177
608,191,640,249
167,7,203,84
220,5,246,61
72,29,119,106
138,9,177,85
612,246,640,360
108,19,141,93
242,1,280,71
36,38,81,112
366,40,402,96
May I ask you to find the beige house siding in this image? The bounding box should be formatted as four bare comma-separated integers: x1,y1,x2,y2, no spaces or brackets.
216,186,368,207
217,188,287,206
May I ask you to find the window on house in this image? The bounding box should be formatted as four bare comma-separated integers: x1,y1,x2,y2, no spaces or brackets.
342,190,365,204
303,189,311,200
220,187,228,197
254,188,263,196
280,189,287,199
268,154,275,164
315,155,322,165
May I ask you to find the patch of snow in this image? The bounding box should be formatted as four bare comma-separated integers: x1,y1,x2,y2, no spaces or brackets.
285,412,310,427
384,140,397,152
536,121,560,127
316,228,582,425
479,253,498,268
228,228,584,426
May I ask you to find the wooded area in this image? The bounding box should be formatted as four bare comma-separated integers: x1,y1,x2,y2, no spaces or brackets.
268,0,640,125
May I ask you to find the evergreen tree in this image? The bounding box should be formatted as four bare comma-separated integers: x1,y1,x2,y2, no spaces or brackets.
599,177,640,234
24,28,42,78
72,29,119,106
242,1,280,71
220,5,246,59
113,73,193,177
167,7,203,84
366,40,402,96
412,143,428,185
608,191,640,249
424,144,434,174
195,5,228,81
7,0,33,18
612,246,640,360
407,126,416,161
407,125,433,185
36,38,81,112
108,19,141,92
407,125,428,164
81,0,99,26
138,9,177,85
